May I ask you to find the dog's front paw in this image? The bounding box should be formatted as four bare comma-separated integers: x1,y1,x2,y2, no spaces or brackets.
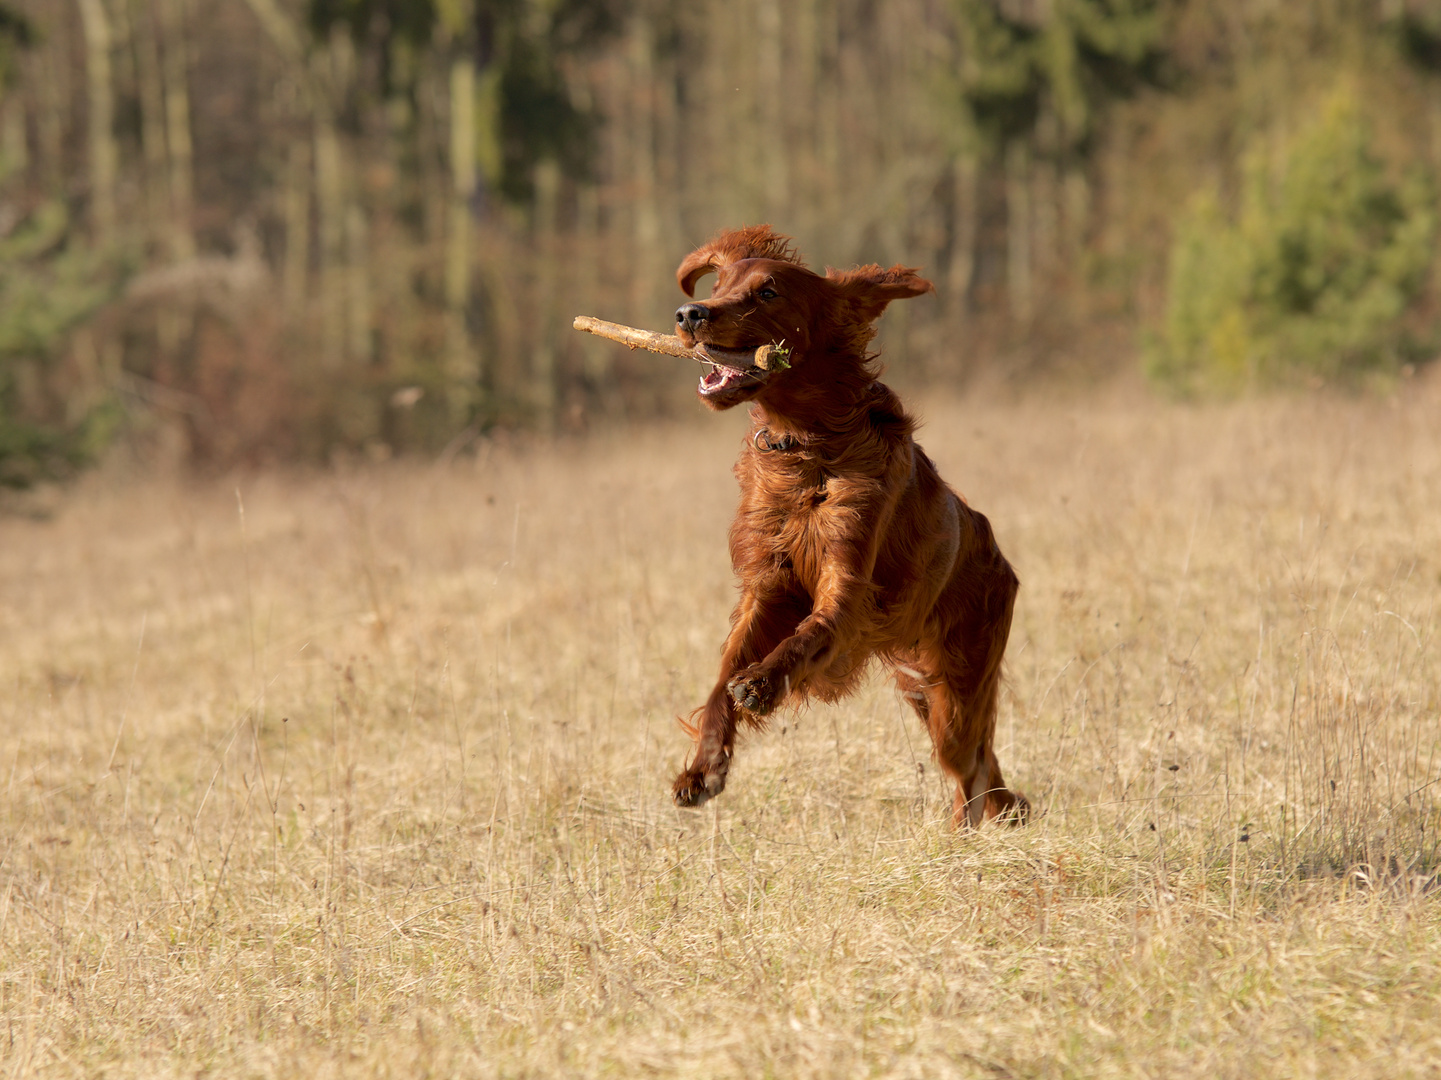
672,756,728,808
727,666,782,716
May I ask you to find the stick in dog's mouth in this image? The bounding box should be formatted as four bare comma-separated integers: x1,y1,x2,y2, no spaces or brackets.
572,315,790,372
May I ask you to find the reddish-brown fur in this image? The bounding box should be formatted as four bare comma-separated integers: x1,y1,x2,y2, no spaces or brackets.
670,225,1028,826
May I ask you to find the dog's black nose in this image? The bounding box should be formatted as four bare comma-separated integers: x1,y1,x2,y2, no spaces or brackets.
676,303,710,333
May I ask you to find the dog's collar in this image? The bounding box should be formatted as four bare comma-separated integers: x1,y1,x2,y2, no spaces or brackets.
753,428,802,453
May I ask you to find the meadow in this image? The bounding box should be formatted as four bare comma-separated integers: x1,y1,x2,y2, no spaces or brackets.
3,380,1440,1078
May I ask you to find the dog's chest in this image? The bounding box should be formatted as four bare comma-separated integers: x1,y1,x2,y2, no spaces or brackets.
743,453,845,578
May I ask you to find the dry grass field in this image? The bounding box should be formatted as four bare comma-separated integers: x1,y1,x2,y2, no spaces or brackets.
4,381,1441,1078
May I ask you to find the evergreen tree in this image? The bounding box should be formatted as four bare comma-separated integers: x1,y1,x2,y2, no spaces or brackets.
954,0,1168,160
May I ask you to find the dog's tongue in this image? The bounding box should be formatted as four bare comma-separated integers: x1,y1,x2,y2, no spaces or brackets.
700,365,751,392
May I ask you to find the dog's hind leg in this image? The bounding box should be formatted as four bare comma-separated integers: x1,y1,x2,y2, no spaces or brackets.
895,654,988,826
979,744,1029,822
916,526,1027,826
919,658,1025,827
892,652,982,823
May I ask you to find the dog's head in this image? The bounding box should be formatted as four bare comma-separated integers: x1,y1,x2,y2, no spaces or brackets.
674,225,933,410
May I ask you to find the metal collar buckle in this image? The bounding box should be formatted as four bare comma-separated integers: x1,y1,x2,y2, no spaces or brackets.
754,429,800,453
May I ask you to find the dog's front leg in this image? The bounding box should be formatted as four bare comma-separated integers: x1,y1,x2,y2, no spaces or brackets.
673,586,807,808
726,533,881,714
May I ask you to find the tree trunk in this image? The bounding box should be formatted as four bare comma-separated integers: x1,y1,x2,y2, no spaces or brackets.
816,0,840,227
1063,167,1090,277
283,138,310,308
790,0,819,240
1033,103,1060,302
627,14,661,326
314,95,345,368
530,159,561,430
76,0,117,247
33,45,66,194
756,0,787,222
240,0,337,360
1005,140,1033,325
129,0,167,254
0,94,25,179
575,183,606,368
345,201,371,364
444,53,477,422
652,52,681,282
156,0,195,260
948,154,978,319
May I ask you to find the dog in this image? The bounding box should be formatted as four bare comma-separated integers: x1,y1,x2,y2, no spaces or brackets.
668,225,1027,826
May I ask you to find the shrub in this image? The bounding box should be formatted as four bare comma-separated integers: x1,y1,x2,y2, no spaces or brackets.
1148,88,1436,394
0,202,125,488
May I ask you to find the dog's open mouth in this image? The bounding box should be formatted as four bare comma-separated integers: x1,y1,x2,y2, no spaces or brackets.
695,343,767,398
698,362,763,396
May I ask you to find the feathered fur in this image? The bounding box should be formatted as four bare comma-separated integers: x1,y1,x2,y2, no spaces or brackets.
670,226,1027,826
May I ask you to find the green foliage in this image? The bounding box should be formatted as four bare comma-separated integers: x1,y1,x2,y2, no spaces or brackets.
1389,3,1441,73
0,2,34,130
954,0,1167,156
0,379,119,491
493,27,597,201
0,202,125,488
307,0,624,201
1149,90,1436,394
0,1,33,56
307,0,438,48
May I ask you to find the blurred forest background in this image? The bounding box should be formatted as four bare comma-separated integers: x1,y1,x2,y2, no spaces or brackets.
1,0,1440,483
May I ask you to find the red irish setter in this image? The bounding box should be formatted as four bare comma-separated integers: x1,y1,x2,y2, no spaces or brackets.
669,225,1027,826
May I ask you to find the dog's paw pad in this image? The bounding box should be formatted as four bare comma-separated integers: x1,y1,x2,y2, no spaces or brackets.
727,671,777,715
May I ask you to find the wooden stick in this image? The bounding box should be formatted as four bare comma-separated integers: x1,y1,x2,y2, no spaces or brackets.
572,315,790,371
572,316,695,359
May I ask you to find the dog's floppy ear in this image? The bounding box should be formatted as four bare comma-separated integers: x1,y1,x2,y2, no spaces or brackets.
827,264,935,322
677,225,802,296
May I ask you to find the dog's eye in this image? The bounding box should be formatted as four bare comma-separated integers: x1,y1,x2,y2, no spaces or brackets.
758,287,778,301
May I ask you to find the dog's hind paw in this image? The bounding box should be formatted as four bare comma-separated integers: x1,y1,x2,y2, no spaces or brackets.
995,791,1032,825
